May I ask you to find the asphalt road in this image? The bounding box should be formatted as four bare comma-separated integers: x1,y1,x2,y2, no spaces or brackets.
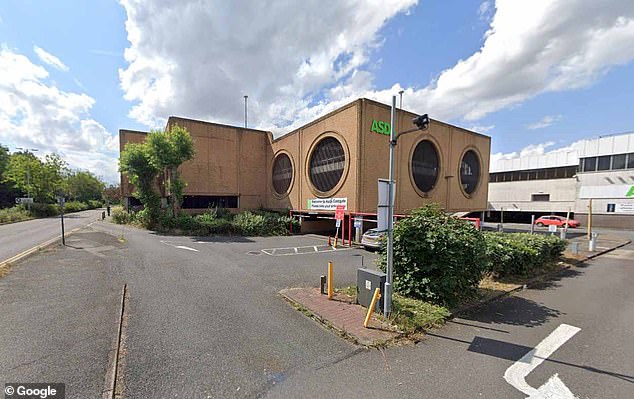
0,208,104,262
0,221,632,398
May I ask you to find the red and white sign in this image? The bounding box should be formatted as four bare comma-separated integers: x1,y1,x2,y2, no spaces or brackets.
335,205,345,220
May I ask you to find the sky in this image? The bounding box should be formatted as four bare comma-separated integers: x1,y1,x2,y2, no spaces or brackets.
1,0,633,183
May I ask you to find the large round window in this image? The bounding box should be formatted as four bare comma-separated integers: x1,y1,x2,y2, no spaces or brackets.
272,153,293,195
411,140,439,193
308,137,346,193
460,150,481,194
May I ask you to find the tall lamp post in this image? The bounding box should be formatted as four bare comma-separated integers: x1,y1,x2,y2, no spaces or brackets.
16,147,38,209
384,95,429,316
244,95,248,128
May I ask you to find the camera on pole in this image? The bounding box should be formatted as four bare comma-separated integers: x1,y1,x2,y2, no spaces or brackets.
412,113,430,130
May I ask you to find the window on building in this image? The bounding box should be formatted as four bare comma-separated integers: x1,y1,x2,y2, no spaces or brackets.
628,153,634,169
411,140,440,193
272,153,293,195
531,194,550,202
308,136,346,193
182,195,239,209
612,154,626,170
460,150,481,194
582,157,597,172
597,155,611,171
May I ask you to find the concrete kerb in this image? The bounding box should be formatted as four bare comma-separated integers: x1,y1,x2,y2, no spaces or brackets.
451,237,632,319
0,223,91,275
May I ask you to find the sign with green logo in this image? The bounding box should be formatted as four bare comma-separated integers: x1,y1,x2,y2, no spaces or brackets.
627,186,634,197
371,119,391,136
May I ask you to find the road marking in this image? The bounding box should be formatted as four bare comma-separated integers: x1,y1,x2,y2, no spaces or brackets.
504,323,581,398
175,245,199,252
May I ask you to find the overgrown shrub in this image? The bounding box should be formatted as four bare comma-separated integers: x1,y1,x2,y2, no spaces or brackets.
63,201,89,213
29,203,59,217
88,200,103,209
0,206,32,224
377,204,488,307
112,207,133,224
233,211,267,235
484,233,566,277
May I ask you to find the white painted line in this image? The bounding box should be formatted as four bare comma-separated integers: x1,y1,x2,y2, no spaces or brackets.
175,245,199,252
504,323,581,398
294,247,298,254
313,246,319,252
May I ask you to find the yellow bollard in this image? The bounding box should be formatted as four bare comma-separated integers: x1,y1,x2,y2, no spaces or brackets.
364,287,381,328
327,261,333,300
334,235,338,249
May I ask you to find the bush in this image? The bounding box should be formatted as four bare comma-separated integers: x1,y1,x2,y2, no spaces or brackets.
0,206,32,224
377,204,488,307
88,200,103,209
63,201,89,213
233,211,267,235
112,207,133,224
484,233,566,277
29,203,59,217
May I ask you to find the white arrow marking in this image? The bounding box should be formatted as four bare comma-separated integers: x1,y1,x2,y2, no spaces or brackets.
175,245,199,252
504,323,581,398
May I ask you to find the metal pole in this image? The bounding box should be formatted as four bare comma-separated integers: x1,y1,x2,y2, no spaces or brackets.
60,204,65,246
565,208,571,232
530,214,535,234
587,199,593,240
26,163,31,211
384,95,396,316
244,95,248,128
399,90,404,109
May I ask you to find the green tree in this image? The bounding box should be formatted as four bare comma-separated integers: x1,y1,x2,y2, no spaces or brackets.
65,170,105,202
0,145,9,176
119,142,161,223
146,125,195,215
2,152,66,203
103,183,122,204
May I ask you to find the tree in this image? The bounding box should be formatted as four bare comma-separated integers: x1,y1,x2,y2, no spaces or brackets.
3,152,67,203
119,142,161,222
0,145,9,176
0,144,21,208
65,170,105,202
146,125,195,215
103,184,122,204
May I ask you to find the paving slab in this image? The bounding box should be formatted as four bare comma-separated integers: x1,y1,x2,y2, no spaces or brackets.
280,287,399,346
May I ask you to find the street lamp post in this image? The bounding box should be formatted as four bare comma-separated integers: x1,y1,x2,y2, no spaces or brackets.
384,95,429,316
244,95,248,128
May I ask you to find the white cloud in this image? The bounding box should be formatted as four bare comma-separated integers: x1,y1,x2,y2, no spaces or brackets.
468,124,495,133
527,114,563,130
33,45,69,72
478,1,493,21
490,139,587,168
0,47,119,182
118,0,634,136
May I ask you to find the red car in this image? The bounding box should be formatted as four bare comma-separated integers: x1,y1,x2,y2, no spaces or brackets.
534,215,580,228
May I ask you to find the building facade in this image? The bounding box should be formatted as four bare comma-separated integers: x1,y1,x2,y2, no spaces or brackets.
120,98,491,225
488,132,634,228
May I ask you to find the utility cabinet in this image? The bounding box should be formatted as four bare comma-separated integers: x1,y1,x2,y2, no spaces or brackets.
356,268,386,312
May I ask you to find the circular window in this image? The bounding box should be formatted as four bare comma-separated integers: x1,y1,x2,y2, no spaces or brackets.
411,140,439,193
272,153,293,195
308,137,346,193
460,150,481,194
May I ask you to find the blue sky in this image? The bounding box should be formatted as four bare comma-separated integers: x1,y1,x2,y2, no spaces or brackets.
1,0,633,182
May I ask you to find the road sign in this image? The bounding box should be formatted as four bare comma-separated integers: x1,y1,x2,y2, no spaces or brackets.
354,217,362,228
15,197,34,204
335,205,345,221
336,219,341,228
57,196,65,207
548,224,557,233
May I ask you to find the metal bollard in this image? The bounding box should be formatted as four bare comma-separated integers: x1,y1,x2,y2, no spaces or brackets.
570,241,580,255
560,228,567,240
102,211,106,220
320,275,326,295
589,232,598,252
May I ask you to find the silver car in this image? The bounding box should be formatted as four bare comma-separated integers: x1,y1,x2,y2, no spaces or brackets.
361,228,385,250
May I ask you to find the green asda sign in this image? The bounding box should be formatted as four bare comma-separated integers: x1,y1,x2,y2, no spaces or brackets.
627,186,634,197
371,119,391,136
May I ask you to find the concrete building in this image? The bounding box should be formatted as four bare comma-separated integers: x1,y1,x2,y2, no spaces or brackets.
120,98,491,231
487,132,634,228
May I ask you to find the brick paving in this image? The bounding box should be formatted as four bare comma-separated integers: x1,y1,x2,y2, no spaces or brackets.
280,287,399,346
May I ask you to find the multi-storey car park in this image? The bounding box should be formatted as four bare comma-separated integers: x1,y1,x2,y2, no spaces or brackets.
120,98,491,236
487,132,634,228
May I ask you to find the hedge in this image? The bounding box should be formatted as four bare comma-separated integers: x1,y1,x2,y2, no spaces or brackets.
484,232,567,277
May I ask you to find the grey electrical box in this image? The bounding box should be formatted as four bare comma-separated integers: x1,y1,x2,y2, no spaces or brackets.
356,268,386,312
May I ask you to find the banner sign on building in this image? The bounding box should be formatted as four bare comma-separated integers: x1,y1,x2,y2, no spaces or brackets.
616,203,634,214
579,185,634,199
307,197,347,211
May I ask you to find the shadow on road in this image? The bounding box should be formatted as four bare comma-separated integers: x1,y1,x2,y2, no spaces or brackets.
149,232,255,243
459,296,563,328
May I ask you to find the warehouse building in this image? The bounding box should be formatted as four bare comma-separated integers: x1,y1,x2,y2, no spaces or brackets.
120,98,491,231
487,132,634,229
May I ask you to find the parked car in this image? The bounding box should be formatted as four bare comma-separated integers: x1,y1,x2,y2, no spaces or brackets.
534,215,580,228
361,228,385,250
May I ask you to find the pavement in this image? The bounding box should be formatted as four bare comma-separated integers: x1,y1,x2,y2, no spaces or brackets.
0,219,632,398
0,208,104,264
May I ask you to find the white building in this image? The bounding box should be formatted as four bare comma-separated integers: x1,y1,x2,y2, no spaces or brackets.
488,132,634,228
